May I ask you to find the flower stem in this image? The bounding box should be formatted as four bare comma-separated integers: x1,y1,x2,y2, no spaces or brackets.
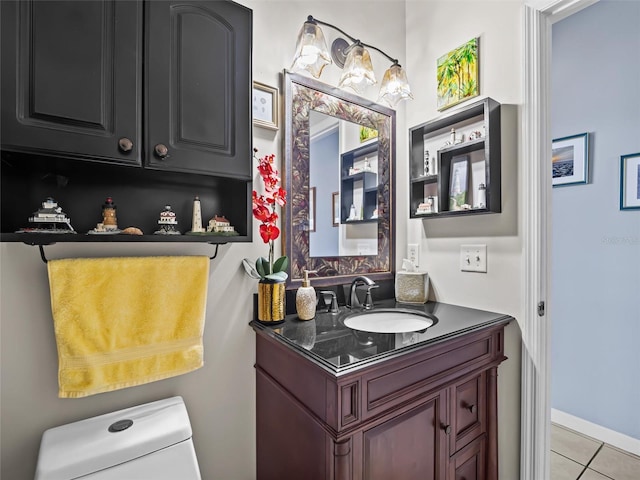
269,240,274,274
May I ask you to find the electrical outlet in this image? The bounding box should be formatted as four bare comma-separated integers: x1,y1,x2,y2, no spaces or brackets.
460,244,487,273
408,243,420,267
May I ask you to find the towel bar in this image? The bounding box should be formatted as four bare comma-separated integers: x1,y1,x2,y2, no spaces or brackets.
38,243,221,264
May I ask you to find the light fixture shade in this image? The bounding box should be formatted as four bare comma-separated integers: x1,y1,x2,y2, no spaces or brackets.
378,63,413,107
290,21,332,78
338,44,376,93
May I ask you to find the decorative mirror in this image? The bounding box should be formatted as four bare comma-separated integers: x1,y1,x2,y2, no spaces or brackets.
283,71,396,288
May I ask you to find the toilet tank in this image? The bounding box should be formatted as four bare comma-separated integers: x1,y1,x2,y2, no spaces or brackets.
35,396,201,480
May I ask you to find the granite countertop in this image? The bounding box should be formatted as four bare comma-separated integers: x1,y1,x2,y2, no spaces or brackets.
251,299,514,376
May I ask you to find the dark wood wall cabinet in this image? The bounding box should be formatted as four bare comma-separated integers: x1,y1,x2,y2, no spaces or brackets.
254,320,509,480
0,0,252,243
409,97,501,218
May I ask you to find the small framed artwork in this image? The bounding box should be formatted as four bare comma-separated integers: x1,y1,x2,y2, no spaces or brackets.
620,152,640,210
437,37,479,111
252,81,279,130
308,187,316,232
359,126,378,143
449,155,469,211
552,133,589,187
332,192,339,227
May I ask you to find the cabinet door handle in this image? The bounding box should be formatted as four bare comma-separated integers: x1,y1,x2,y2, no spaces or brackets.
118,137,133,153
154,143,169,158
468,404,476,413
443,425,452,435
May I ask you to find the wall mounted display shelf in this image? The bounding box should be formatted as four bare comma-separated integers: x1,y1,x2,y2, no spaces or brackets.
340,141,379,224
409,97,501,218
0,0,252,245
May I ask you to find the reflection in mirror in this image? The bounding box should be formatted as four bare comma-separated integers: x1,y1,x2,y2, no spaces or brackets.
308,110,379,257
284,71,396,288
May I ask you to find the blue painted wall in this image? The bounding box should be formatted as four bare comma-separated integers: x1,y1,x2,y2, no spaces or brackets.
310,129,339,257
551,0,640,439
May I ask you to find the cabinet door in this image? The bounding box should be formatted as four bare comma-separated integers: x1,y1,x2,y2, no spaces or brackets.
362,393,447,480
0,0,142,165
145,0,252,179
449,434,486,480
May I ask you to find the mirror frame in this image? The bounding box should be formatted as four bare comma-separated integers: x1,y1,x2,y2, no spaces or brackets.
283,71,396,288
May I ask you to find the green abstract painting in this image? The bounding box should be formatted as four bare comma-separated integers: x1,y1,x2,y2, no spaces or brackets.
437,38,479,111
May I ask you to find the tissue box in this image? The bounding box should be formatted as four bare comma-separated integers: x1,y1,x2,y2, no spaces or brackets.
395,271,429,304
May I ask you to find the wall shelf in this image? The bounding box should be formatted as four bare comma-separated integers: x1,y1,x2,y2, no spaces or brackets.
409,97,501,218
340,142,379,224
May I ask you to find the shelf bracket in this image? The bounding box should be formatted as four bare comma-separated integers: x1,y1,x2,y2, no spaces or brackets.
39,244,48,264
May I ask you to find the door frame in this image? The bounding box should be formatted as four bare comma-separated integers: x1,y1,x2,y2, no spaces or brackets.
521,1,598,479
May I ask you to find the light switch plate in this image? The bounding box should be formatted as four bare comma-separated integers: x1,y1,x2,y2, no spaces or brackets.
460,244,487,273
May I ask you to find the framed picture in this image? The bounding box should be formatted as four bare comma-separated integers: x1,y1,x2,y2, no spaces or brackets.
308,187,316,232
359,126,378,143
552,133,589,186
252,81,278,130
620,152,640,210
449,155,469,211
437,37,479,111
332,192,339,226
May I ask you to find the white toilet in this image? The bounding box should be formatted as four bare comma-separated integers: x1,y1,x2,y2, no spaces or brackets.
35,396,202,479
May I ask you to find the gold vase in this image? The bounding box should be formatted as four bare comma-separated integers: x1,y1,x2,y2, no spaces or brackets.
257,279,286,322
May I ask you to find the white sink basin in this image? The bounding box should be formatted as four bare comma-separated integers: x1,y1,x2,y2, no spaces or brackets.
343,309,435,333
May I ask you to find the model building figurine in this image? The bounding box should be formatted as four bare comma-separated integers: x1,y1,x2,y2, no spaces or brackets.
88,196,121,234
190,196,205,233
154,205,181,235
18,197,75,233
207,215,238,235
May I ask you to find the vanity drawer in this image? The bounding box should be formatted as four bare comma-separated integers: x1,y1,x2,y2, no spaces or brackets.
361,330,495,421
450,371,486,453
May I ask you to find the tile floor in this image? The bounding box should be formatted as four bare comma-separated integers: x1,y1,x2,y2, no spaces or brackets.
551,423,640,480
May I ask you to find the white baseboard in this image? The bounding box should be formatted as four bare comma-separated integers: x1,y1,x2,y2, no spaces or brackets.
551,408,640,456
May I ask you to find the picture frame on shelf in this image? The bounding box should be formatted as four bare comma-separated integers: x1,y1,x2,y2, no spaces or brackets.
437,37,479,111
332,192,339,227
449,155,469,211
552,133,589,187
252,81,279,130
620,152,640,210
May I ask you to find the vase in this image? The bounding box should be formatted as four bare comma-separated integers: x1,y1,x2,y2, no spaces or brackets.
257,278,286,323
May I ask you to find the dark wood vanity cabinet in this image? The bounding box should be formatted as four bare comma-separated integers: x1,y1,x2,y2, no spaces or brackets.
1,0,251,179
254,323,507,480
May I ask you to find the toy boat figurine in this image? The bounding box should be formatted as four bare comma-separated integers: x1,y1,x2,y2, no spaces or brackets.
17,197,76,233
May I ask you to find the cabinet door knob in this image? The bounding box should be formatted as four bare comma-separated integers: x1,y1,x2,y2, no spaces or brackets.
154,143,169,158
443,425,452,435
468,404,476,414
118,137,133,153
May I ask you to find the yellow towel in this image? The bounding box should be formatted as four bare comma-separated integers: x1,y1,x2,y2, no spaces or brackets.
47,256,209,398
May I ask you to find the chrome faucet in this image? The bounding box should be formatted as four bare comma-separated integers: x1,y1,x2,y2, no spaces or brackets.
347,276,378,309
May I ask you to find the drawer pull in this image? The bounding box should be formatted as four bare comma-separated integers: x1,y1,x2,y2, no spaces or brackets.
467,404,476,413
443,424,452,435
154,143,169,158
118,137,133,153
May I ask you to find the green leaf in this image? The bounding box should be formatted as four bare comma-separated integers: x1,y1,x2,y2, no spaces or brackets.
272,255,289,274
265,271,288,282
241,258,261,279
255,257,269,278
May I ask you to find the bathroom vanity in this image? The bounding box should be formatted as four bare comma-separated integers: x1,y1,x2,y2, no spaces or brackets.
251,300,513,480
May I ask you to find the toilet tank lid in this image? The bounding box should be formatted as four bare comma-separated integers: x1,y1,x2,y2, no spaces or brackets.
35,396,194,480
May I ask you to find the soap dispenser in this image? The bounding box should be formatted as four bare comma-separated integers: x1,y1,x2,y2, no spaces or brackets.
296,269,317,320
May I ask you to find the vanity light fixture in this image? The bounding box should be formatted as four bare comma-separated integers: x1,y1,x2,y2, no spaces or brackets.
290,15,413,107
